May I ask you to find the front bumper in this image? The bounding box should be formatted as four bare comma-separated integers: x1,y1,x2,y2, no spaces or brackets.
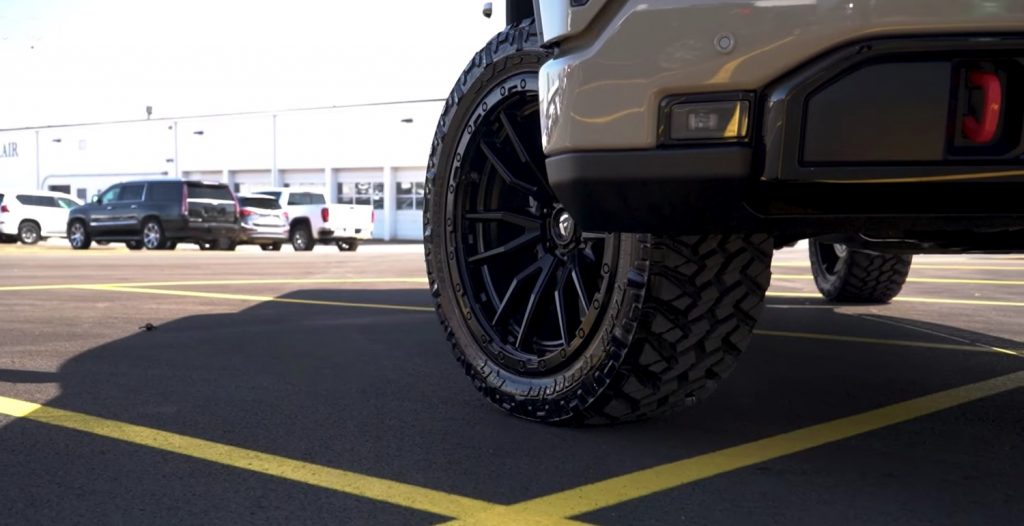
539,0,1024,155
547,35,1024,244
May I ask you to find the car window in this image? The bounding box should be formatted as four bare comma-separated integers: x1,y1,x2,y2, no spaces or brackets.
98,186,121,205
56,197,79,209
307,193,326,205
186,183,234,201
16,195,57,207
256,191,281,201
287,193,306,205
146,182,181,202
119,184,145,202
239,197,281,210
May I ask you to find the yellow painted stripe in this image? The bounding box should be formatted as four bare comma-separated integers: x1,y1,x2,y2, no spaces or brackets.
755,330,1022,357
0,277,428,292
75,285,435,313
0,396,587,524
772,262,1024,271
449,371,1024,524
772,274,1024,286
767,291,1024,308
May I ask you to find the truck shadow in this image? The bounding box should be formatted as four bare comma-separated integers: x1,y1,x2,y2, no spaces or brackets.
1,290,1022,521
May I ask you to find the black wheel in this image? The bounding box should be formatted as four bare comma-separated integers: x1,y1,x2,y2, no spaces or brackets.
198,242,213,251
163,241,178,251
261,242,282,252
67,221,92,250
336,239,359,252
424,21,774,424
215,238,237,251
809,239,912,303
18,221,41,245
291,226,313,251
126,240,144,250
141,219,167,250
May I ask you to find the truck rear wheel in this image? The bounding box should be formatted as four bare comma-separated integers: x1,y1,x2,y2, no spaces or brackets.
424,20,773,424
809,239,912,303
336,239,359,252
291,225,314,251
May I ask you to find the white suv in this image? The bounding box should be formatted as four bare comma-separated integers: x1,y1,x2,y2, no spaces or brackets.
0,190,83,245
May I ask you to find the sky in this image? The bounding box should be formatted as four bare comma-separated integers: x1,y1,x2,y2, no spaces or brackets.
0,0,505,128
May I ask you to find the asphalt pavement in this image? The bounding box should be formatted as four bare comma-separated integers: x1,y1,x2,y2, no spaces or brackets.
0,241,1021,525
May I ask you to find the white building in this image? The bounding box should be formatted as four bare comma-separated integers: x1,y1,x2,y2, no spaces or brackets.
0,100,443,240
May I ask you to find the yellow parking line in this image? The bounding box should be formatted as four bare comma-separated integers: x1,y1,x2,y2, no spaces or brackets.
773,262,1024,271
75,285,435,313
0,277,428,292
447,371,1024,524
755,330,1022,357
772,274,1024,286
0,396,584,524
767,291,1024,308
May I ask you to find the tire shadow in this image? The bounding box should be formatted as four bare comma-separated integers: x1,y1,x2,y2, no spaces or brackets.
1,289,1022,524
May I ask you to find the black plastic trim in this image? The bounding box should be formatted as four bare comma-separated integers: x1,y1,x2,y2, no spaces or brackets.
547,147,756,233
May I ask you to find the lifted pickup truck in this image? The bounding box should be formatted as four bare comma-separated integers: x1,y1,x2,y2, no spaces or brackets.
424,1,1024,424
254,188,373,251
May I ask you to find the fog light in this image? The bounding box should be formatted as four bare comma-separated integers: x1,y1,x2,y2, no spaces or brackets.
669,101,749,140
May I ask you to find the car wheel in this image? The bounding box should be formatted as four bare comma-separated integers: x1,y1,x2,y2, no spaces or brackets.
260,243,282,252
126,240,144,250
424,20,774,424
291,226,313,251
809,239,912,303
67,221,92,250
336,239,359,252
214,238,237,251
96,241,110,246
141,219,167,250
164,241,178,251
18,221,41,245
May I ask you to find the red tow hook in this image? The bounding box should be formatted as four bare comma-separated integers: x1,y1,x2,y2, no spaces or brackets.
962,70,1002,144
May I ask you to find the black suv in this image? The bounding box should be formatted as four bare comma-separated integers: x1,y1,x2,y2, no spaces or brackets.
67,180,240,250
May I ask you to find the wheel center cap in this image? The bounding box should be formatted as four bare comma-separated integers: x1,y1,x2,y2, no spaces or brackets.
552,210,575,245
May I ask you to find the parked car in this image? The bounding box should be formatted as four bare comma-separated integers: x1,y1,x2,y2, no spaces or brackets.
235,193,290,251
253,188,373,251
0,190,82,244
67,179,240,250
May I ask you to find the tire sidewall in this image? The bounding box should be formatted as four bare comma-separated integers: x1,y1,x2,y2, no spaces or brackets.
809,240,848,298
142,220,164,250
424,22,650,420
19,222,40,244
292,227,312,251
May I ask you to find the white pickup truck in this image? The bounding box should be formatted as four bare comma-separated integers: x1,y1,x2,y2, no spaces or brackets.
254,188,373,251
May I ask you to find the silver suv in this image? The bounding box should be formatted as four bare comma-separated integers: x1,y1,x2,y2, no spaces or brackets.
424,1,1024,423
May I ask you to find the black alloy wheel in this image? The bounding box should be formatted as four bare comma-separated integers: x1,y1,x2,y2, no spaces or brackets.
424,20,773,424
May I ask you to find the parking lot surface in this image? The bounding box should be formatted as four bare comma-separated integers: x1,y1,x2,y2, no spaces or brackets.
1,242,1022,525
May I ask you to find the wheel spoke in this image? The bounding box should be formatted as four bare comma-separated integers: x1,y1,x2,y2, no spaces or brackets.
499,111,557,197
465,211,541,228
515,255,557,349
480,141,538,195
492,257,546,326
570,257,589,315
553,265,571,347
468,229,541,264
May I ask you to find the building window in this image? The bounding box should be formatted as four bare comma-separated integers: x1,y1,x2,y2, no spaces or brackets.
396,181,424,211
338,182,383,210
